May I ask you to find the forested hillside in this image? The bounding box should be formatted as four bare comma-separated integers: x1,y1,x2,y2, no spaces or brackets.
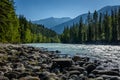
1,0,120,44
61,9,120,44
0,0,60,43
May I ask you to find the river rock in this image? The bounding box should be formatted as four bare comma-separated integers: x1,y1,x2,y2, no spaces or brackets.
85,64,96,74
0,61,6,66
0,76,9,80
72,55,81,62
19,76,40,80
92,70,120,76
51,58,73,70
69,74,79,80
68,66,85,73
76,61,85,67
96,66,104,70
4,71,20,80
96,77,104,80
68,70,81,77
88,73,96,78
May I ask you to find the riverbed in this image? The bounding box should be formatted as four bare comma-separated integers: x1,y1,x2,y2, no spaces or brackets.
26,43,120,69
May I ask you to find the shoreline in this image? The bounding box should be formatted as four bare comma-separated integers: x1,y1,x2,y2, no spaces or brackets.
0,44,120,80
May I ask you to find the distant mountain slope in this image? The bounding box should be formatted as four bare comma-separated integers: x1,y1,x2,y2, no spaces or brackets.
32,17,71,28
51,5,120,34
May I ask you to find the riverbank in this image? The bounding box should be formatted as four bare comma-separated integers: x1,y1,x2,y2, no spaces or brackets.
0,44,120,80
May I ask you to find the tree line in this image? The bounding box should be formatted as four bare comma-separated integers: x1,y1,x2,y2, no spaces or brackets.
61,9,120,44
0,0,60,43
1,0,120,44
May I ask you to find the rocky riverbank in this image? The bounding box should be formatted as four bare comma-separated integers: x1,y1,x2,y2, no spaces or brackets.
0,44,120,80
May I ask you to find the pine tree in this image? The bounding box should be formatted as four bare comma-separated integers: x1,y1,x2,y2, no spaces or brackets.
118,8,120,40
87,11,92,41
103,12,111,42
0,0,20,43
93,10,98,41
98,13,102,40
78,17,83,43
111,10,118,42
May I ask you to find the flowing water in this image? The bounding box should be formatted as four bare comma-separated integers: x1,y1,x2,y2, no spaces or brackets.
25,43,120,69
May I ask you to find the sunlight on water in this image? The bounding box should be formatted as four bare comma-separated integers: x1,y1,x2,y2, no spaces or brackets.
26,43,120,69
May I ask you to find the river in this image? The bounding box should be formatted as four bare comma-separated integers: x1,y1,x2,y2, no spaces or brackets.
26,43,120,69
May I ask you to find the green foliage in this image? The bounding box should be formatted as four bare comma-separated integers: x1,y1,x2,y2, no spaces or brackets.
0,0,60,43
0,0,20,43
19,15,59,43
61,9,120,44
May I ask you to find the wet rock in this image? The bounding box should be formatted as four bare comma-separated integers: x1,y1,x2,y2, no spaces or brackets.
111,68,119,72
0,71,4,76
79,74,88,80
76,61,85,67
85,64,96,74
68,70,81,77
96,66,104,70
69,74,79,80
19,72,31,78
19,76,40,80
94,60,101,66
92,70,120,76
4,71,20,80
41,64,49,69
88,73,96,78
0,61,6,66
0,44,120,80
96,77,104,80
0,76,9,80
55,50,61,53
0,68,8,73
72,55,81,62
51,58,73,70
38,72,57,80
60,74,68,80
38,72,49,80
68,66,85,73
51,68,60,74
101,75,120,80
110,77,120,80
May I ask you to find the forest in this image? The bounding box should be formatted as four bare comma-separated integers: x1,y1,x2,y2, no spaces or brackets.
61,10,120,44
0,0,120,44
0,0,60,43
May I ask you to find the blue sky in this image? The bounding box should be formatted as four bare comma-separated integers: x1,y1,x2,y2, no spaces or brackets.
14,0,120,20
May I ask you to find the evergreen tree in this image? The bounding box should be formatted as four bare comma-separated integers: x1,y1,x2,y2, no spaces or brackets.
103,12,111,42
93,10,98,41
87,11,92,41
0,0,20,43
61,27,70,43
118,8,120,40
98,13,102,40
78,17,83,43
111,10,118,42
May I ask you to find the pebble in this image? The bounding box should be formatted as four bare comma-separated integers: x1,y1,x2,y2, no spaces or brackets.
0,44,119,80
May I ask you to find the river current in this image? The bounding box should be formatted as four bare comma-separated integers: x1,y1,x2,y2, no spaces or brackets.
26,43,120,69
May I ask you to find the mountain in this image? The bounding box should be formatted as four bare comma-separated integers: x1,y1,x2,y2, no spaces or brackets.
51,5,120,34
32,17,71,28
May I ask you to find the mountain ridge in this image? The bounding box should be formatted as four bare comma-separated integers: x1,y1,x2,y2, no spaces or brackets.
32,17,71,28
51,5,120,34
